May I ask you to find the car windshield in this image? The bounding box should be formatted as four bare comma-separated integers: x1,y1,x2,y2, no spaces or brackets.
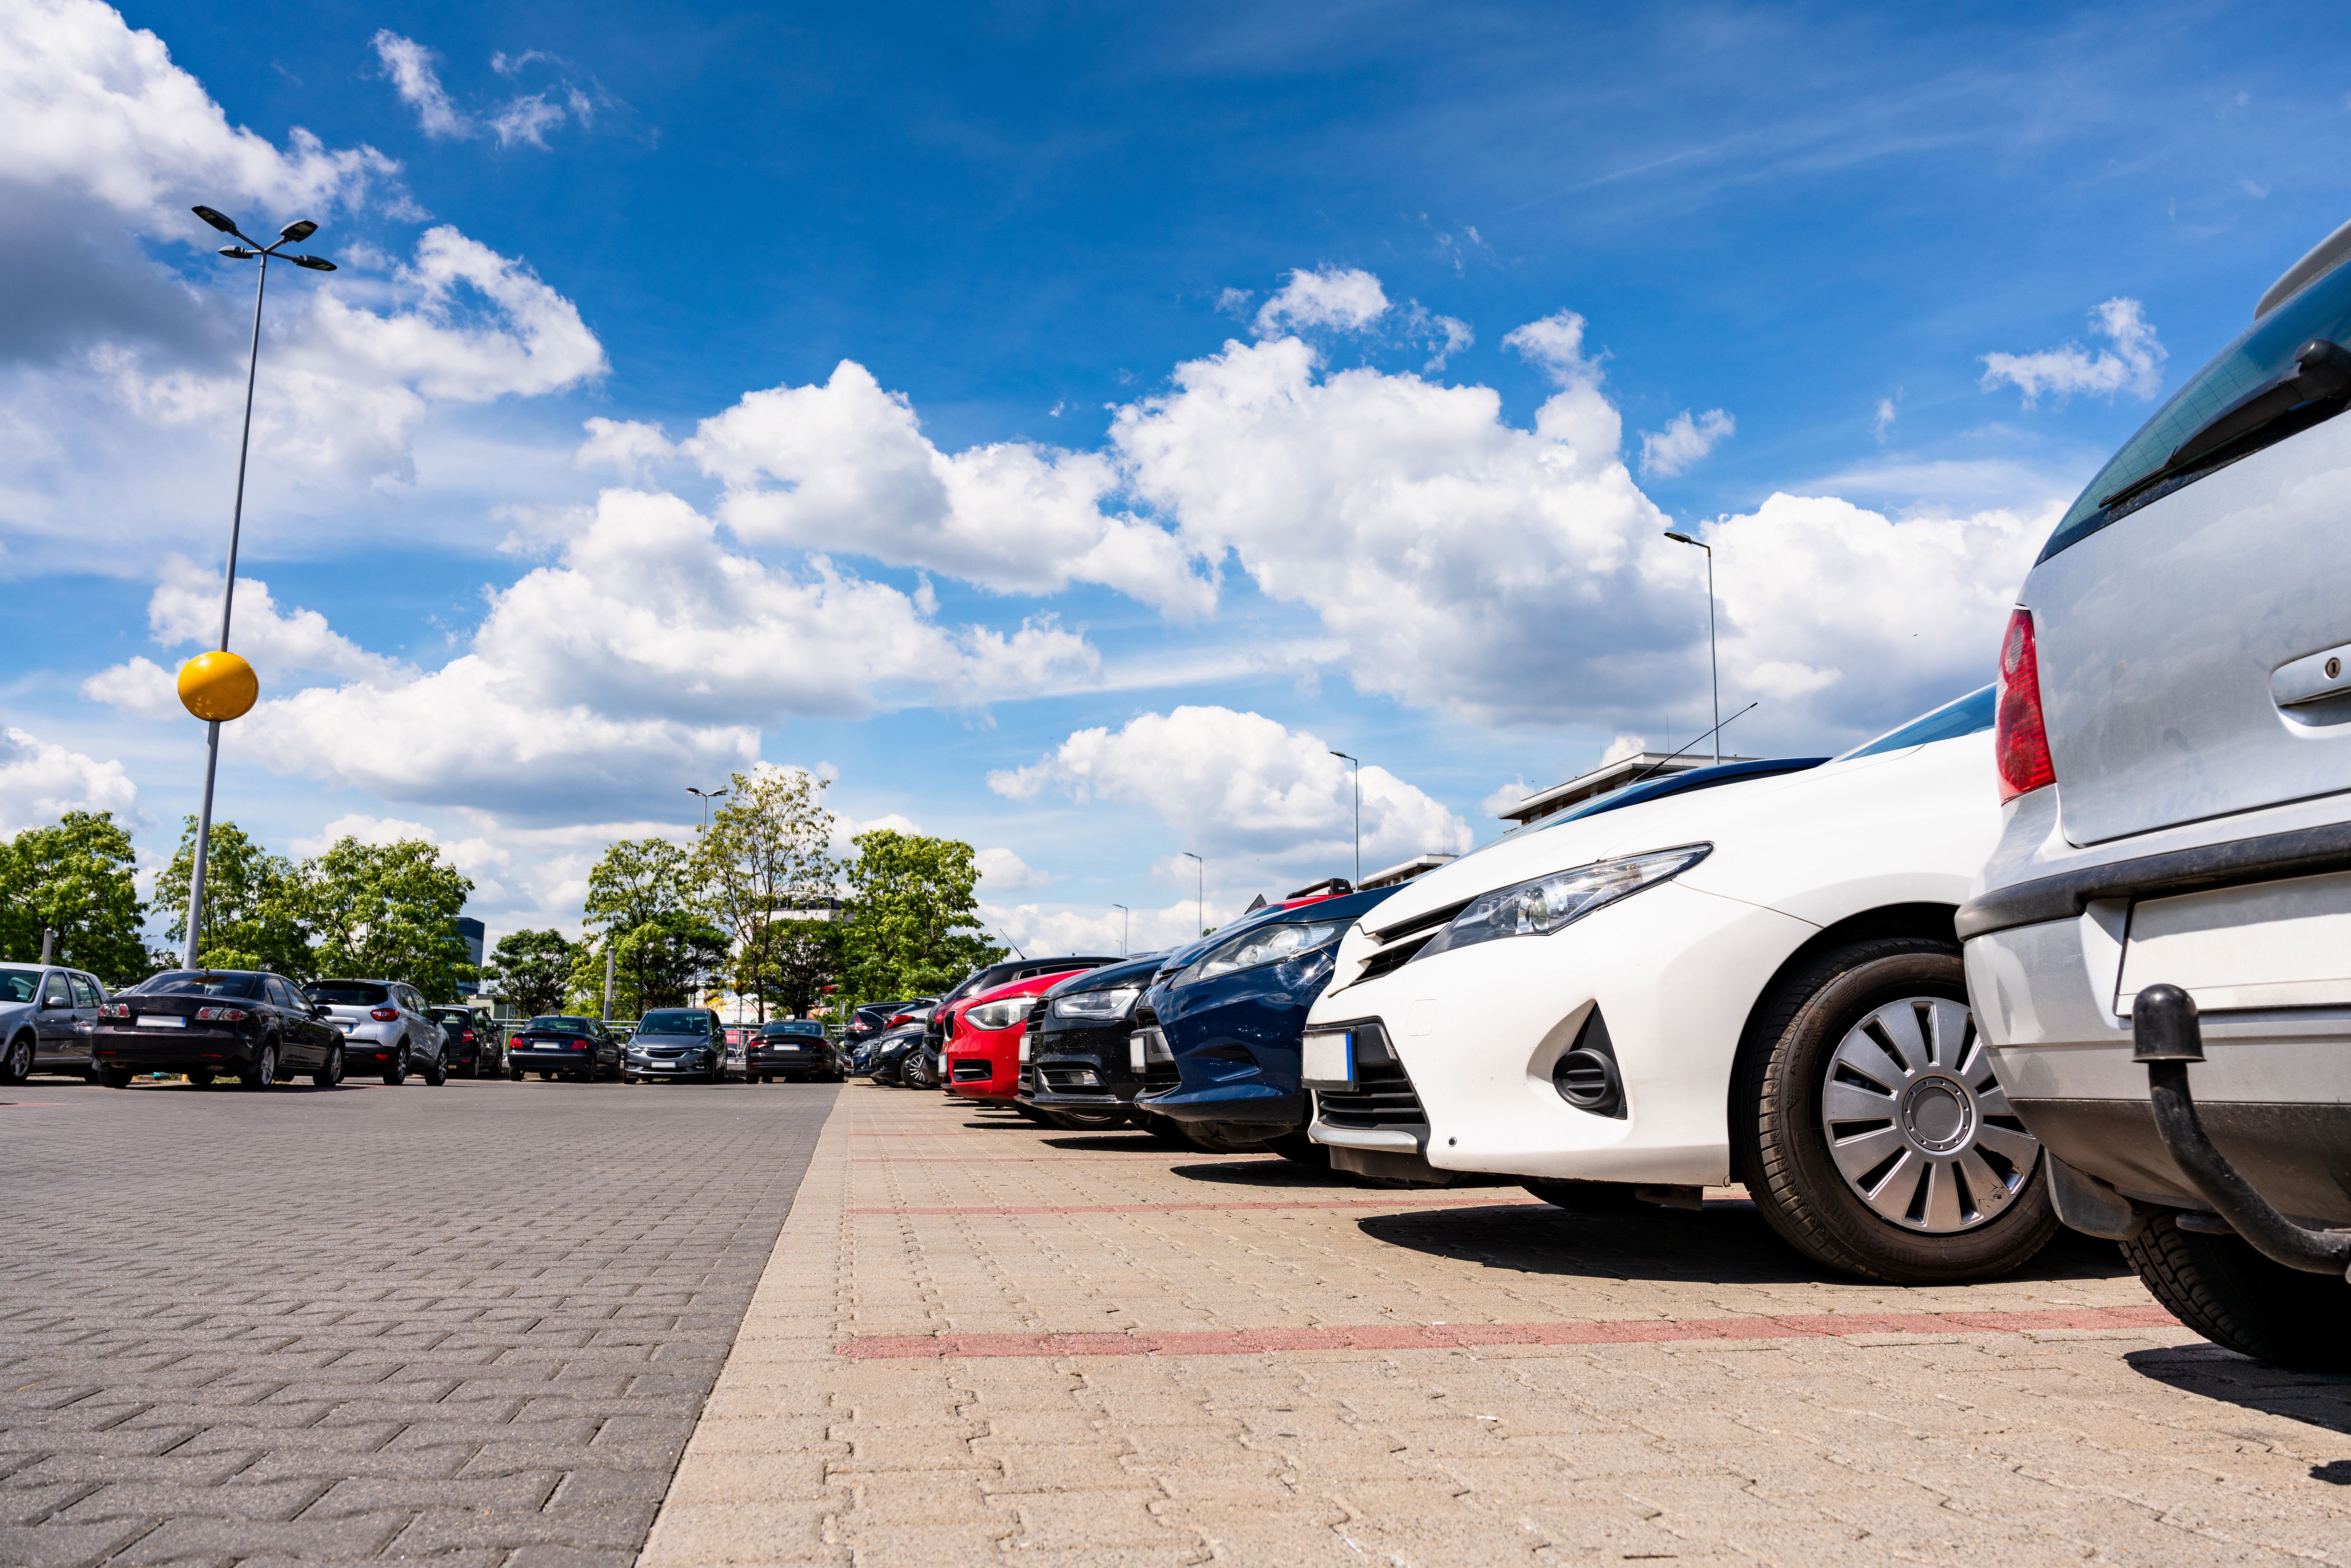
0,968,40,1004
526,1016,591,1032
306,981,389,1006
137,971,265,998
2043,257,2351,561
1837,685,1998,760
638,1009,711,1035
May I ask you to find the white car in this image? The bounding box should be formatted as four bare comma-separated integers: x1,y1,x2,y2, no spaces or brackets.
1305,688,2060,1283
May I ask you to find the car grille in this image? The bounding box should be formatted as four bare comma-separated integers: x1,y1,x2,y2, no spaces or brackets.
1356,932,1435,980
1315,1057,1428,1132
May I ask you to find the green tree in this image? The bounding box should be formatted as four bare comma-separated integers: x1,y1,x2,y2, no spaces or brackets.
582,837,697,1012
838,829,1001,1004
750,916,844,1019
481,928,586,1018
300,837,477,1002
152,818,313,977
693,768,839,1023
569,910,729,1016
0,811,148,982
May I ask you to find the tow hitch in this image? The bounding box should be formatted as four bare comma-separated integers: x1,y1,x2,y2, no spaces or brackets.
2133,983,2351,1279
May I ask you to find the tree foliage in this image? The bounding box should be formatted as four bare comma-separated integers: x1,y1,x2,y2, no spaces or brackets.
0,811,147,982
302,837,477,1001
749,917,844,1019
694,768,839,1023
481,928,587,1018
582,837,699,1013
153,818,312,977
838,829,1000,1004
570,910,729,1016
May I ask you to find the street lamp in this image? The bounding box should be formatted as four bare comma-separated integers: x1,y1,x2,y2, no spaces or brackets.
1662,531,1721,765
1328,750,1360,886
179,206,337,970
1110,903,1129,957
1180,851,1203,937
687,786,730,830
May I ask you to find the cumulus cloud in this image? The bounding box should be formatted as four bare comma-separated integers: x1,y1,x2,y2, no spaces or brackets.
1252,266,1390,337
372,31,470,140
1638,408,1734,477
1980,298,2167,404
373,29,596,149
78,657,179,721
0,724,137,835
976,846,1051,892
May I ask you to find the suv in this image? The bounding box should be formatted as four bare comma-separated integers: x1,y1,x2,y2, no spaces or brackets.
1961,218,2351,1369
304,978,447,1085
624,1008,730,1083
0,964,109,1083
429,1005,495,1077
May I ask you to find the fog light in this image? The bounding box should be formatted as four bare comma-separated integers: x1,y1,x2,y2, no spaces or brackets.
1067,1068,1101,1087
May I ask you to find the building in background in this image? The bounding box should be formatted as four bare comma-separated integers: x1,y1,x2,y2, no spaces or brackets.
454,917,484,968
1360,853,1458,890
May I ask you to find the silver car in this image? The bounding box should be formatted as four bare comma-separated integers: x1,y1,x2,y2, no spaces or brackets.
0,964,107,1082
302,978,448,1085
1960,214,2351,1370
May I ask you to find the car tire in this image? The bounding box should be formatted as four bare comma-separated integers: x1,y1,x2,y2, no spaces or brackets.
422,1050,447,1086
383,1048,409,1087
1,1033,30,1084
510,1065,525,1082
313,1045,344,1089
188,1069,215,1087
2120,1212,2351,1372
98,1067,133,1088
1733,937,2059,1284
240,1041,278,1091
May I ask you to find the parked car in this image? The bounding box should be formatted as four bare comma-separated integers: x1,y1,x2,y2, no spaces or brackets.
1959,222,2351,1368
869,1020,928,1084
0,963,109,1083
303,978,448,1086
1135,885,1402,1158
94,969,346,1089
624,1008,730,1083
747,1018,840,1082
508,1015,625,1081
1306,690,2061,1283
1017,953,1167,1131
845,1001,911,1052
429,1004,495,1077
942,964,1107,1106
921,958,1121,1082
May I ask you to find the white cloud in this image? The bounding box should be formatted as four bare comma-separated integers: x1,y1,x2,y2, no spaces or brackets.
0,724,137,835
1872,395,1900,442
976,846,1051,891
489,94,566,149
1638,408,1735,477
575,417,676,478
1980,297,2167,404
1479,778,1529,819
79,657,179,721
372,31,471,140
1598,734,1648,765
147,557,410,682
1252,266,1390,337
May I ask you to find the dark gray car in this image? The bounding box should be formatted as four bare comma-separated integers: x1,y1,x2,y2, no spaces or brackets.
623,1008,730,1084
0,965,106,1082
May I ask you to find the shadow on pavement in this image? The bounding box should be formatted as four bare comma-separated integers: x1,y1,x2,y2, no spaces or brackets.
2125,1344,2351,1445
1354,1201,2136,1289
1170,1158,1359,1186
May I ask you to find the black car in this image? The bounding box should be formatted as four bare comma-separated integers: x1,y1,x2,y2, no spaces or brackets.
1017,953,1166,1130
93,969,346,1089
920,958,1122,1076
746,1019,840,1082
507,1015,625,1081
868,1018,930,1084
623,1008,729,1083
844,1001,912,1050
429,1005,495,1077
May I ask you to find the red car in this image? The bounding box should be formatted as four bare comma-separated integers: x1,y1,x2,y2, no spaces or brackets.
943,966,1095,1102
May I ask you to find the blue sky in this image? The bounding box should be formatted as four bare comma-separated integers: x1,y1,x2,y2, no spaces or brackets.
4,0,2348,954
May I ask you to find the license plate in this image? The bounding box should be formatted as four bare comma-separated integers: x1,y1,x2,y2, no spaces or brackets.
1301,1030,1354,1089
1128,1026,1170,1072
136,1015,185,1029
2118,868,2351,1013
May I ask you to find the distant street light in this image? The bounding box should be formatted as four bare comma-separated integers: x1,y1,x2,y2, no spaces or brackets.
1662,531,1721,765
1110,903,1129,957
1328,750,1361,886
1180,851,1204,937
687,785,730,830
179,206,337,970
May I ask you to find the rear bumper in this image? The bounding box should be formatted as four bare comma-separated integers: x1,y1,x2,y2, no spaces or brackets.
95,1030,259,1071
512,1049,598,1071
745,1050,829,1075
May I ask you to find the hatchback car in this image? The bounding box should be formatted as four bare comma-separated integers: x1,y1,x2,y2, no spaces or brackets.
1960,218,2351,1367
943,965,1103,1104
1017,953,1167,1130
0,964,109,1083
429,1005,495,1076
305,978,447,1085
747,1019,838,1082
1307,690,2060,1284
508,1015,625,1080
94,969,346,1088
624,1008,730,1083
868,1020,928,1084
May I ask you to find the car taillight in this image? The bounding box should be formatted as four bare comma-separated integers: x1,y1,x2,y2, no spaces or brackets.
571,1037,591,1049
100,1002,131,1018
1995,606,2057,803
195,1006,247,1021
370,1006,400,1021
462,1030,475,1041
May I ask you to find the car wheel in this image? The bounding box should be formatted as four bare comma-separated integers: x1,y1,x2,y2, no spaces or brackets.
240,1041,278,1090
1734,937,2059,1284
510,1065,525,1082
98,1067,134,1088
313,1045,344,1089
383,1047,409,1086
538,1071,553,1081
422,1050,447,1086
1045,1106,1129,1132
188,1069,215,1087
2120,1212,2351,1373
0,1033,30,1084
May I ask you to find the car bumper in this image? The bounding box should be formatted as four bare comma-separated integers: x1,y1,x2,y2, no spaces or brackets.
626,1058,717,1075
945,1043,1018,1097
512,1050,598,1070
94,1030,260,1071
746,1051,828,1075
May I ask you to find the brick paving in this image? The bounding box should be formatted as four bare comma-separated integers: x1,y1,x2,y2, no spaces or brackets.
645,1082,2351,1566
0,1073,835,1567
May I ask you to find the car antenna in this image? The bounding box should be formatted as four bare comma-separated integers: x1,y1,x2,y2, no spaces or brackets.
1623,702,1759,790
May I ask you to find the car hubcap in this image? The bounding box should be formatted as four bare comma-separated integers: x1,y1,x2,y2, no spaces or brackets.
1820,996,2039,1234
8,1043,26,1076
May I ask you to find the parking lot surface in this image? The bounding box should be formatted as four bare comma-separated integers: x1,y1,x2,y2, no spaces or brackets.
644,1083,2351,1566
0,1073,835,1567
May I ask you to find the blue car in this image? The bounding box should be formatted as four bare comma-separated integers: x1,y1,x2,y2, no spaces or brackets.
1132,882,1403,1159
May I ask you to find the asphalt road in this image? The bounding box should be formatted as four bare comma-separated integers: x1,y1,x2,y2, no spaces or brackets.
0,1069,836,1567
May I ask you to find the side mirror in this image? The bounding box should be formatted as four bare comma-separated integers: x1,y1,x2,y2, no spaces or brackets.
313,1005,333,1019
43,996,70,1009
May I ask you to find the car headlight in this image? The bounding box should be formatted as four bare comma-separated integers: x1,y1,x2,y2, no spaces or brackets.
1175,919,1348,986
1413,844,1711,962
963,998,1031,1032
1051,987,1139,1020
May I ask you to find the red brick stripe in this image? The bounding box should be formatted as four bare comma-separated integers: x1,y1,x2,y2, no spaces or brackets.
836,1305,2182,1359
848,1198,1544,1215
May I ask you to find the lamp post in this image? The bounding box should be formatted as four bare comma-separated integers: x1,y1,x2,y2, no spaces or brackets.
1110,903,1129,957
1180,851,1203,937
687,786,730,830
1328,750,1360,886
1662,531,1720,765
179,206,336,970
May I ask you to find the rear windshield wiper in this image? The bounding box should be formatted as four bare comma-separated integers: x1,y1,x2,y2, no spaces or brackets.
2101,338,2351,511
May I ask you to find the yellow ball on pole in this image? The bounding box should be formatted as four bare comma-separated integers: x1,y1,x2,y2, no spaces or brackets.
177,651,258,722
